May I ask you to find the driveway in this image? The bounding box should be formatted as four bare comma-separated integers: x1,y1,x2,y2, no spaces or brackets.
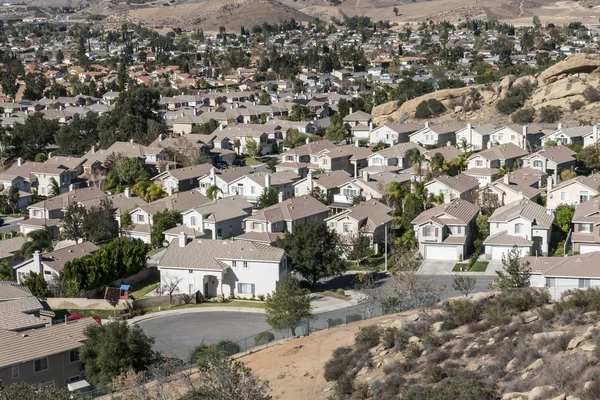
418,259,457,275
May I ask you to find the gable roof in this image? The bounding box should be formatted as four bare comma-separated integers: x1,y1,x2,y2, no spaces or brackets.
41,242,99,273
527,252,600,278
573,197,600,224
248,196,329,223
155,164,214,181
522,145,576,165
344,200,392,231
296,170,352,190
551,173,600,193
483,230,534,246
186,196,252,221
283,140,337,157
489,198,553,229
29,187,107,210
370,142,425,159
470,143,528,161
427,174,479,194
412,199,480,226
489,178,541,200
139,190,211,215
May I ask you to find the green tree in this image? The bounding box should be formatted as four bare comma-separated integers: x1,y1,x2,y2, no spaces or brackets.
401,193,424,230
308,187,330,205
34,153,47,162
191,119,220,135
48,177,60,197
282,129,308,148
113,156,149,186
1,113,60,162
23,72,48,101
55,49,64,64
289,104,314,121
62,203,87,243
274,221,346,287
83,198,119,244
325,120,347,142
0,382,84,400
577,143,600,171
492,246,531,290
0,260,12,280
511,108,535,124
264,277,311,336
265,157,278,172
120,211,133,229
246,137,259,158
555,203,575,233
23,271,48,299
16,228,53,259
0,69,18,99
79,321,156,386
55,114,100,156
151,209,181,246
206,184,222,200
537,105,562,123
6,185,19,213
257,187,279,209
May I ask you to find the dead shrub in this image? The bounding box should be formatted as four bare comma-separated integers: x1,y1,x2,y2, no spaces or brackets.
355,325,381,349
381,327,398,349
542,355,589,391
427,349,449,364
536,332,574,353
370,371,406,400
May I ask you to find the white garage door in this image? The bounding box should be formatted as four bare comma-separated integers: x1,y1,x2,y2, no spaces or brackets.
425,245,458,260
490,246,526,260
579,244,600,254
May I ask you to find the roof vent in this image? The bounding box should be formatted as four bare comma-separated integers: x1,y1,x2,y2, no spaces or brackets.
21,334,28,338
575,258,582,263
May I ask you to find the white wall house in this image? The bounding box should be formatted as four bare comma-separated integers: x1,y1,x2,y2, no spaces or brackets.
546,173,600,212
454,123,497,151
158,234,287,298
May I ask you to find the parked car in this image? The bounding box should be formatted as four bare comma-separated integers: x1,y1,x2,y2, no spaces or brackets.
232,159,246,167
216,162,228,170
67,314,83,322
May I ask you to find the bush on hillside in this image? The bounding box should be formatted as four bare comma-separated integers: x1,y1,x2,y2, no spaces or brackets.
415,99,446,118
537,105,563,123
511,108,535,123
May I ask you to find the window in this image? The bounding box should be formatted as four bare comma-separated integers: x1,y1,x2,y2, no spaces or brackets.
252,222,262,231
546,278,556,288
279,259,287,273
514,223,523,234
34,358,48,373
372,158,382,165
190,216,197,226
69,350,79,363
342,187,357,198
511,135,515,141
68,375,81,383
137,214,145,223
286,156,294,161
498,135,504,141
44,270,51,275
579,279,591,289
322,159,328,166
425,134,433,142
232,261,237,268
188,269,193,274
533,160,543,168
425,226,435,236
343,223,352,233
580,191,590,203
580,223,592,233
189,284,194,294
250,186,256,194
560,192,568,201
11,365,18,379
237,283,255,295
475,160,483,167
242,261,248,269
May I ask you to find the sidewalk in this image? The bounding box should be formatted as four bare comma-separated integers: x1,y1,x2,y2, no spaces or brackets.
417,257,503,276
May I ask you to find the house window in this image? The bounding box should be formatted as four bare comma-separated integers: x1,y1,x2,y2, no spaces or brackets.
68,375,81,383
69,350,79,363
11,365,18,379
579,279,591,289
342,188,357,198
322,159,328,166
372,158,382,165
34,358,48,373
498,135,504,141
580,191,590,203
425,226,435,236
232,261,237,268
137,214,145,223
237,283,255,295
546,278,556,288
188,269,193,274
343,223,352,233
252,222,262,231
425,134,433,142
286,156,294,161
511,135,515,141
242,261,248,269
190,216,197,226
560,192,568,201
475,160,483,167
514,223,523,234
580,224,592,233
250,186,256,194
533,160,543,168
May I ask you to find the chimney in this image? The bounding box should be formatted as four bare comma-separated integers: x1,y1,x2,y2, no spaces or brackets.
17,157,23,166
305,137,310,145
557,122,562,130
594,125,598,143
219,123,223,131
488,141,493,149
503,173,510,185
364,172,370,182
124,187,132,198
193,108,197,116
129,138,134,144
355,139,360,148
48,152,53,159
91,145,96,154
265,174,271,189
158,134,163,142
266,116,271,122
547,175,553,193
349,107,353,115
369,121,373,131
179,231,188,248
69,184,75,192
425,121,429,128
308,170,314,190
33,250,42,275
210,167,216,185
278,191,284,203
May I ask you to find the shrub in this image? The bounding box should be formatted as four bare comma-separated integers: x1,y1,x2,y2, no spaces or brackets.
537,307,555,321
336,288,345,296
352,381,370,400
571,100,585,111
497,82,534,115
381,327,398,349
426,364,444,383
583,86,600,103
254,331,275,345
421,332,443,349
537,105,563,123
543,354,589,390
414,99,446,119
581,379,600,400
383,359,416,374
406,378,500,400
299,280,312,291
333,374,355,397
428,349,450,364
536,332,574,353
405,343,422,359
355,325,381,349
511,107,536,123
347,313,363,323
371,371,406,400
323,347,353,381
216,340,241,355
444,299,480,328
328,318,344,328
415,100,432,118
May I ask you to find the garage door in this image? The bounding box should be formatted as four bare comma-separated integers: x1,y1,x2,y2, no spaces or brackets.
425,245,458,260
579,244,600,254
490,246,526,260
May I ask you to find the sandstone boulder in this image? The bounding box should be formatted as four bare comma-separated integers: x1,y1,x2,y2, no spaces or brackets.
567,336,584,350
538,53,600,85
524,358,543,372
527,386,555,400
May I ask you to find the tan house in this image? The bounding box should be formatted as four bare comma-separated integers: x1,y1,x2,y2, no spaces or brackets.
546,173,600,212
571,198,600,254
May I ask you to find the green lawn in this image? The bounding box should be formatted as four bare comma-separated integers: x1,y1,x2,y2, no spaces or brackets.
453,263,469,272
53,309,116,320
453,261,489,272
146,247,164,258
243,157,263,165
131,280,160,300
142,300,266,314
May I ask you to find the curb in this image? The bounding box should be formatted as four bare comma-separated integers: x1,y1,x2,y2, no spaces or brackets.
129,307,267,324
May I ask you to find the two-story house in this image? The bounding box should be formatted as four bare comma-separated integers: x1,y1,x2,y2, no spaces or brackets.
365,142,425,173
487,124,543,149
227,171,300,204
409,122,462,147
483,198,553,259
176,196,253,241
481,174,541,206
293,170,353,202
152,164,214,194
332,171,412,210
454,123,498,151
411,199,481,260
158,234,287,298
369,123,422,146
197,166,253,198
325,200,392,254
522,145,576,184
546,173,600,212
277,139,338,177
424,174,480,203
236,196,330,244
541,124,593,147
467,143,528,170
571,198,600,254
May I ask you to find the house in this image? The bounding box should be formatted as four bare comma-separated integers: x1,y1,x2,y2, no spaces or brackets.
236,196,330,244
0,282,50,332
541,124,593,147
546,173,600,212
293,170,353,202
463,168,500,188
570,198,600,254
369,123,422,146
409,122,462,147
277,139,338,177
482,175,542,206
13,242,99,283
343,110,372,128
0,317,98,388
528,253,600,300
411,199,481,260
227,171,300,204
152,164,214,194
522,145,576,184
158,234,287,298
0,236,27,266
366,142,425,173
325,200,392,254
177,196,253,241
332,171,412,209
487,124,542,149
0,158,75,196
507,167,547,189
454,123,498,151
467,143,528,170
424,174,480,203
483,198,553,259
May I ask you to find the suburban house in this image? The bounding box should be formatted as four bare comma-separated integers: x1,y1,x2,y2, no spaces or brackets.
528,252,600,300
366,142,425,173
454,123,497,151
409,122,462,147
546,173,600,212
227,171,300,204
467,143,528,170
487,124,542,149
483,199,553,260
463,168,500,188
521,145,576,184
12,242,99,283
0,236,26,266
277,139,338,177
332,171,412,210
424,174,479,203
411,199,481,260
177,196,253,241
482,174,541,206
236,196,330,244
0,317,98,389
0,282,51,332
293,170,353,202
152,164,214,194
325,200,392,254
158,234,287,298
368,123,422,146
219,124,275,155
0,158,75,196
540,124,592,147
571,198,600,254
508,167,547,189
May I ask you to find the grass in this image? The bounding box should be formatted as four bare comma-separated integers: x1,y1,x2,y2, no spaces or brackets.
142,300,266,314
146,247,165,258
131,277,160,300
347,255,387,271
243,157,264,166
53,309,116,320
453,261,489,272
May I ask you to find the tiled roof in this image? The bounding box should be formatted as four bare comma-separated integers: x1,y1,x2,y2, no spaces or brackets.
522,145,576,165
551,173,600,193
187,196,252,222
300,170,352,190
346,200,392,231
489,198,554,229
0,281,32,301
248,196,329,223
527,252,600,278
199,166,253,183
573,197,600,224
234,231,285,244
371,142,425,159
283,140,337,157
139,190,211,215
412,199,480,226
429,174,479,194
490,179,541,200
161,164,214,181
473,143,528,161
425,146,462,161
29,187,107,210
0,296,46,331
40,242,99,273
483,230,533,246
0,236,26,259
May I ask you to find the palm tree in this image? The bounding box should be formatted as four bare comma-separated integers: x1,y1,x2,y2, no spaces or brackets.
406,148,425,177
206,185,222,200
385,181,407,216
498,164,510,177
427,191,445,205
457,138,473,155
412,180,429,210
449,153,469,172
